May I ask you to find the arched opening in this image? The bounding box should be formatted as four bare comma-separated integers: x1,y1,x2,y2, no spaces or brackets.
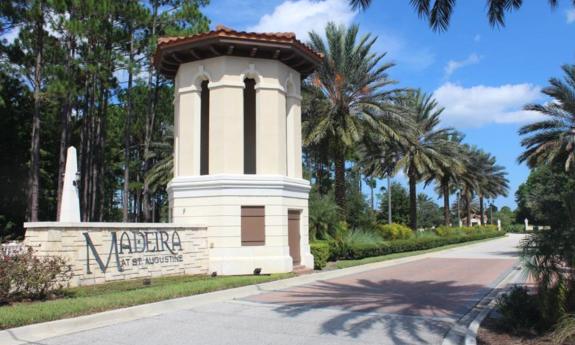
244,78,256,174
200,80,210,175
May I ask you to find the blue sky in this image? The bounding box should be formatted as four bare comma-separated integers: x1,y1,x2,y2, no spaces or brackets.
204,0,575,209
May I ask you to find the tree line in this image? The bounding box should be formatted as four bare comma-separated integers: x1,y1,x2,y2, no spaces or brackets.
0,0,209,238
303,23,509,232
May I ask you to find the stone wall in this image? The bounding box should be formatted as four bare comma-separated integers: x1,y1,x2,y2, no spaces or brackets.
24,222,208,287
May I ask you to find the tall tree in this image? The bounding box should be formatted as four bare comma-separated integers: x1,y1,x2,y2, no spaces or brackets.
349,0,575,31
394,90,457,230
519,64,575,172
14,0,51,222
474,151,509,225
426,132,465,226
305,22,401,213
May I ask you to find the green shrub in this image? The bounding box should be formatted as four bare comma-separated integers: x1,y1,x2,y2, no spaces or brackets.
310,241,330,270
505,223,525,233
434,226,460,237
337,230,504,260
435,225,499,237
1,247,72,304
414,230,439,239
496,286,541,333
309,193,340,240
377,223,414,240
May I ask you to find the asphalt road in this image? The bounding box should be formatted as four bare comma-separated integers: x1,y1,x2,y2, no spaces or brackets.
35,234,524,345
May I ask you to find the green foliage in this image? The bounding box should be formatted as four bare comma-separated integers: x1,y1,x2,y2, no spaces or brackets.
519,64,575,172
335,231,503,261
522,223,575,330
377,223,413,240
308,191,340,240
435,225,498,237
309,241,330,270
304,22,403,210
505,224,525,233
378,182,410,225
0,248,72,304
551,314,575,345
416,193,443,229
496,286,541,334
515,166,575,228
345,170,377,230
493,206,515,229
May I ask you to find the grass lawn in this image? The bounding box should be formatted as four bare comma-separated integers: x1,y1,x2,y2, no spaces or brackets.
332,234,506,269
0,273,293,330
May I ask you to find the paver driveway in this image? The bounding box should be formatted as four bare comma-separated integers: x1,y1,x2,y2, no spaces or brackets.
32,234,524,345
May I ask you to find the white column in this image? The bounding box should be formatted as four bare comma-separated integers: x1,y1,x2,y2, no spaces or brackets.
257,88,286,175
209,84,244,174
286,95,303,178
176,89,201,176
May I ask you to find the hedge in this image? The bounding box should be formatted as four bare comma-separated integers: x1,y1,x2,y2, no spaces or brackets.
339,231,504,261
310,241,330,269
310,230,505,268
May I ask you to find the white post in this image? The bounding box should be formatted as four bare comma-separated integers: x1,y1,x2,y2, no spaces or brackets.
59,146,81,222
497,219,501,231
524,218,529,232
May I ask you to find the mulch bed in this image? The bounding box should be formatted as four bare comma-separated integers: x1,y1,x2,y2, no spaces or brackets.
477,315,554,345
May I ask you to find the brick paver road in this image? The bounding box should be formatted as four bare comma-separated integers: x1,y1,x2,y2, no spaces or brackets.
37,234,524,345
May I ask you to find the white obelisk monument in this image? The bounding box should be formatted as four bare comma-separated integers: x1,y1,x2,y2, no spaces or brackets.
59,146,81,222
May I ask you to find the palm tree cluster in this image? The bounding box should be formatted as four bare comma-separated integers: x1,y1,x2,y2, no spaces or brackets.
516,64,575,335
304,23,509,230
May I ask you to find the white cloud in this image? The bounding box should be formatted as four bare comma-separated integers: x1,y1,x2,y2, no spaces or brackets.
567,9,575,23
433,82,543,128
247,0,356,41
444,53,481,79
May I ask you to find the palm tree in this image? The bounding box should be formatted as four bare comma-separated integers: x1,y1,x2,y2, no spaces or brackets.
426,132,466,226
519,64,575,172
358,129,405,223
457,144,482,226
348,0,570,31
393,90,458,230
474,151,509,225
145,125,173,196
305,22,402,212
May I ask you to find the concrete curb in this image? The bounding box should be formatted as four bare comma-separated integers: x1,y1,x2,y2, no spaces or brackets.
0,235,508,345
441,262,527,345
464,267,528,345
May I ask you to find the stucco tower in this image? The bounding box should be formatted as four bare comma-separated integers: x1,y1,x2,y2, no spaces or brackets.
154,26,322,275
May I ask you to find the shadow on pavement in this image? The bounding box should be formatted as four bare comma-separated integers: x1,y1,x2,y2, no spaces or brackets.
250,278,493,344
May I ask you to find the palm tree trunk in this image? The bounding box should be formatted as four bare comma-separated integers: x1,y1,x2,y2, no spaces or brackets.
370,184,374,210
387,175,392,224
334,145,346,216
465,191,472,227
479,195,484,225
409,174,417,230
442,179,450,226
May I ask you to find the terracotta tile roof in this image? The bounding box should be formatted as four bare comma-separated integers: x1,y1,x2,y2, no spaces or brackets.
157,25,322,62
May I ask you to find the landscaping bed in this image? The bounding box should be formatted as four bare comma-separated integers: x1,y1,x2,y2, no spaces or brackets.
478,315,554,345
311,225,505,269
